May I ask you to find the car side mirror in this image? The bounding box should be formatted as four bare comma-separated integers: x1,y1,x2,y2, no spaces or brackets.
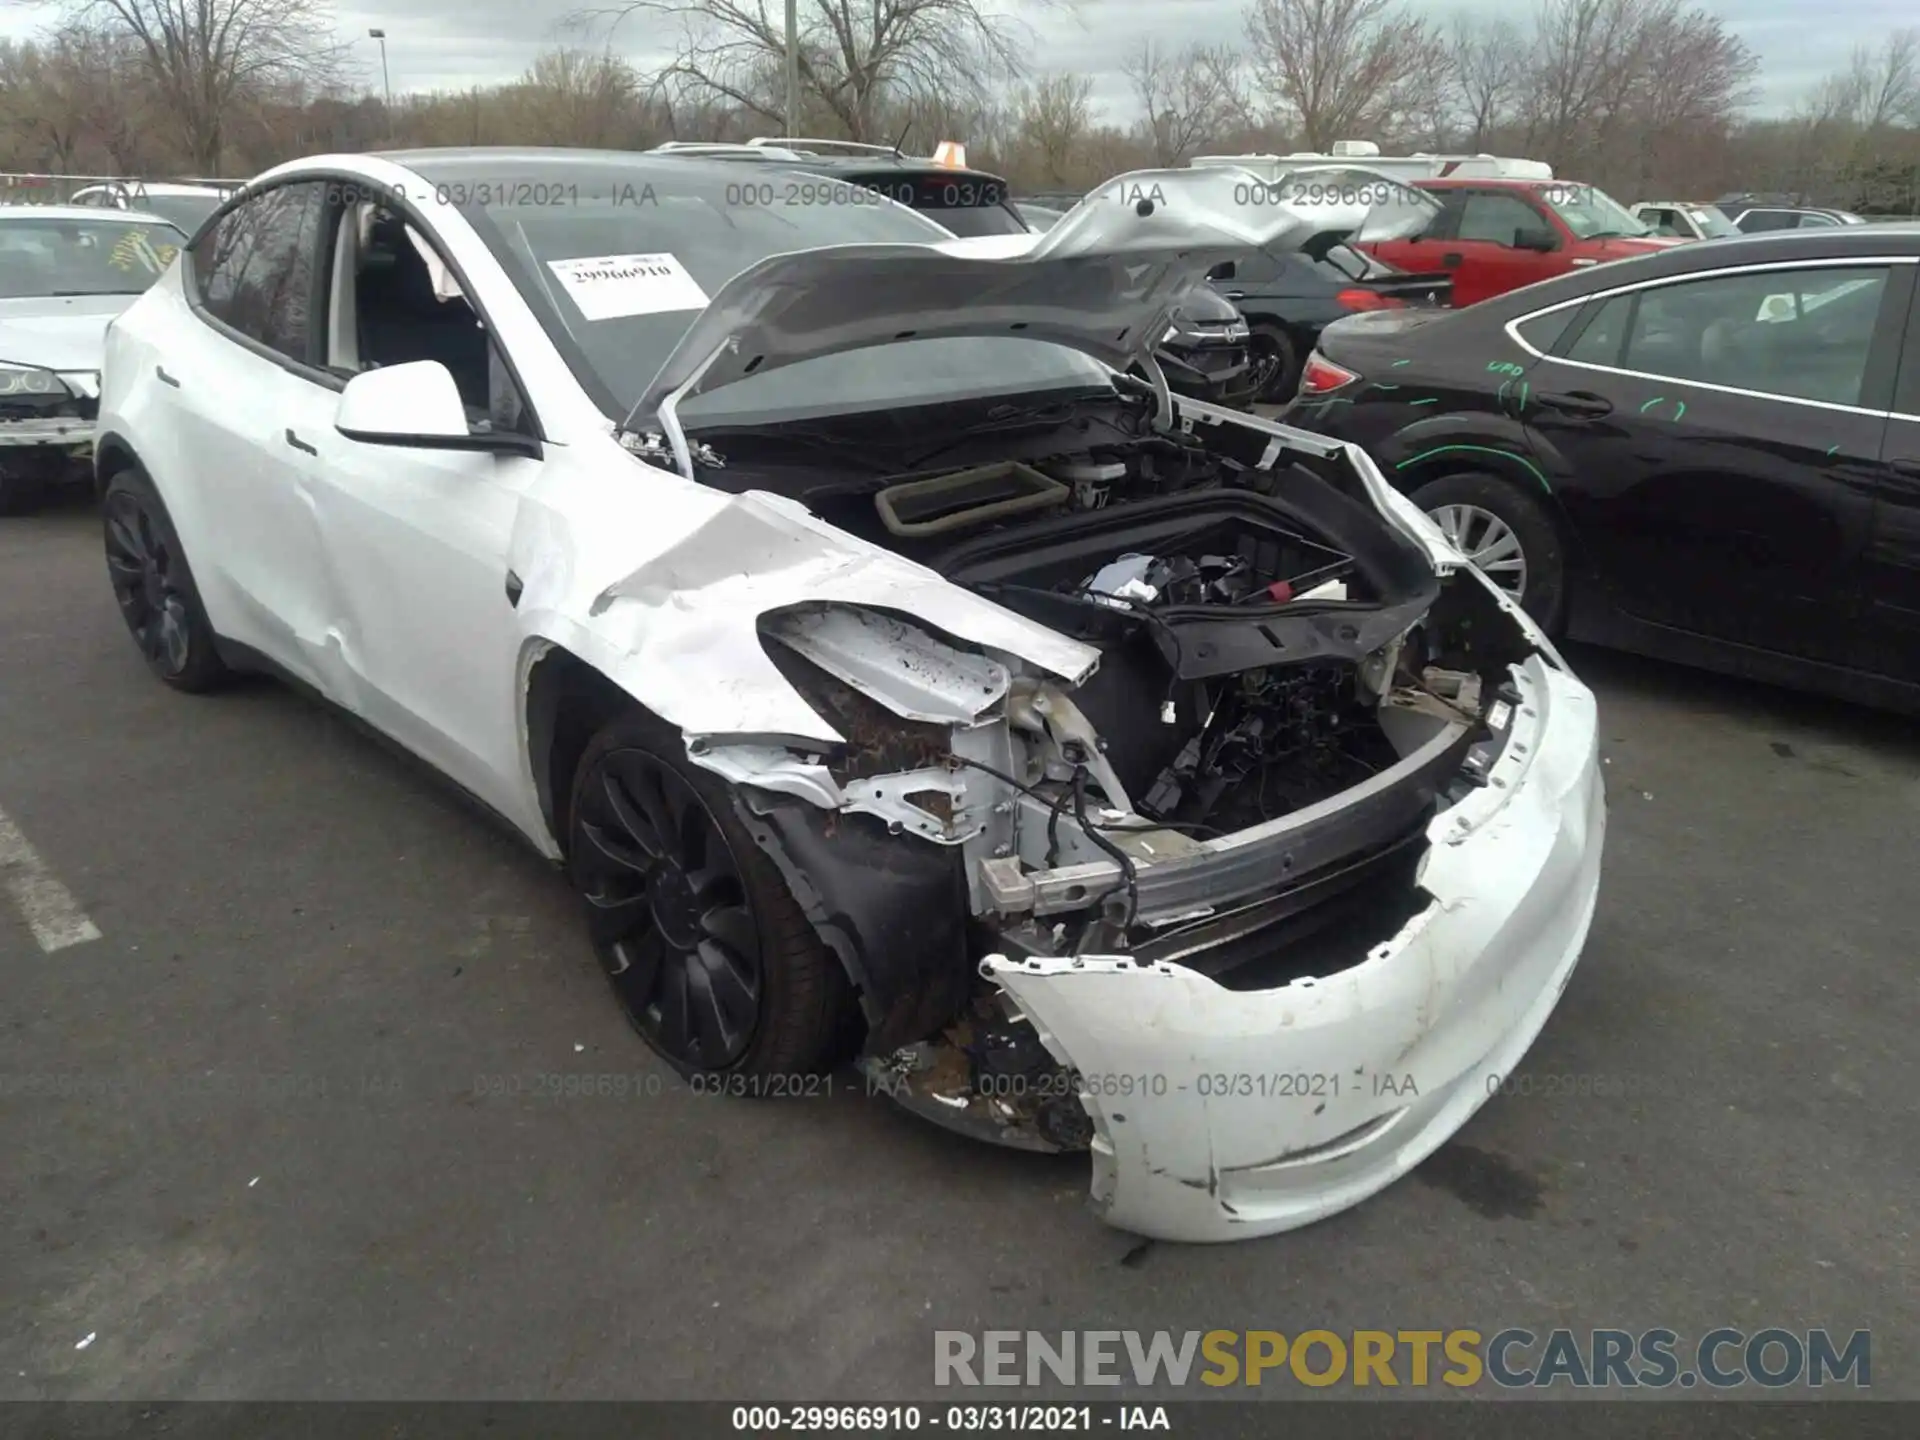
335,361,539,458
1513,226,1558,252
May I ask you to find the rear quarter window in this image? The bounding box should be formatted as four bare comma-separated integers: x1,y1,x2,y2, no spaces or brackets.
1515,307,1581,354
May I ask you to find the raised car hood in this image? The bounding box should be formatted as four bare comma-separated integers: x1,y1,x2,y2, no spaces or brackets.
627,167,1320,427
0,294,130,371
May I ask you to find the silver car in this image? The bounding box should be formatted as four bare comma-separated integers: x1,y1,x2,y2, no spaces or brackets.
0,205,188,512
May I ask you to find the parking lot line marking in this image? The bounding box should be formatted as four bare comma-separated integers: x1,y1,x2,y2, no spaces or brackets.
0,803,102,952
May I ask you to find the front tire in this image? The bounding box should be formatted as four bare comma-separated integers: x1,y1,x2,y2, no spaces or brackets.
1247,325,1301,405
101,465,230,691
567,712,850,1081
1409,470,1568,634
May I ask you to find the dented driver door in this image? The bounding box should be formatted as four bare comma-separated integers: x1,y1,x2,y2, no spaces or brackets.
301,409,545,828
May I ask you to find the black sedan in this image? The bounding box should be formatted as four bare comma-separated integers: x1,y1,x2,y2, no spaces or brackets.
1281,226,1920,713
1208,242,1450,405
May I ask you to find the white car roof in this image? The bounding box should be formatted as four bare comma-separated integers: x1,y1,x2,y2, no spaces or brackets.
0,203,184,226
70,182,229,198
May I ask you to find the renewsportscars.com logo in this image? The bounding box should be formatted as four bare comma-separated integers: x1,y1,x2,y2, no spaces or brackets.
934,1328,1871,1390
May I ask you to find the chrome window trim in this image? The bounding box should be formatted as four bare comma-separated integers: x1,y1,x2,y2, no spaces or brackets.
1502,255,1917,418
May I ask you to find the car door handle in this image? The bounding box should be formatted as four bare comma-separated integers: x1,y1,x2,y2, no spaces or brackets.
284,428,318,456
154,365,180,388
1221,290,1246,300
1535,390,1614,417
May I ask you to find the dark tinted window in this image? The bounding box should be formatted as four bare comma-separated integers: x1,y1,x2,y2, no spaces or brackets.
928,203,1029,238
1563,294,1634,365
1738,210,1797,233
1456,192,1545,245
189,182,323,361
1230,251,1288,285
1515,306,1581,354
1622,266,1888,405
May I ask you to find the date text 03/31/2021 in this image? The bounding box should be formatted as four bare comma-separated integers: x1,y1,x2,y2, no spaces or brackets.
732,1406,1169,1432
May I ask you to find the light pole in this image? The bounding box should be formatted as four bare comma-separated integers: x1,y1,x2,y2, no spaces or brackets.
784,0,798,137
369,28,393,141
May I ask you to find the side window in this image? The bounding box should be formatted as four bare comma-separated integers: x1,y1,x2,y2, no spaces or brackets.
1740,210,1794,233
1514,306,1581,354
1798,213,1838,228
1455,193,1547,246
1618,266,1890,405
1233,251,1284,285
188,182,323,363
1563,294,1635,366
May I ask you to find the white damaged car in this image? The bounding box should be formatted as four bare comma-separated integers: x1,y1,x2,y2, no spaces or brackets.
0,204,186,511
95,149,1605,1243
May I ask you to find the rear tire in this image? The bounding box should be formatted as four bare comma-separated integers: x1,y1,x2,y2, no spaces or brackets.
101,464,231,692
1409,470,1568,635
568,711,851,1083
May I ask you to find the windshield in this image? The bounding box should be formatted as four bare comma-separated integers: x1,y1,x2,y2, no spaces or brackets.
0,216,186,298
1541,183,1653,239
1685,205,1739,237
447,157,1109,425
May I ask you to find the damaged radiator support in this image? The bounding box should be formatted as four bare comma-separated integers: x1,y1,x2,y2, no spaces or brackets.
978,709,1472,924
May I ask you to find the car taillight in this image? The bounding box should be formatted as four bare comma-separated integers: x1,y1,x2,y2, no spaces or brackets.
1336,288,1407,311
1299,352,1361,394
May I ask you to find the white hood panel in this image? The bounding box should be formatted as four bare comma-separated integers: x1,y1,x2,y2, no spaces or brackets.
629,167,1318,425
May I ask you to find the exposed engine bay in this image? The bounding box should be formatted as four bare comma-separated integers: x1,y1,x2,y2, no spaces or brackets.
693,400,1539,1154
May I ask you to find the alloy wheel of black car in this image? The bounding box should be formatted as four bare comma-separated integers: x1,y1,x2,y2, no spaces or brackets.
572,745,768,1071
1427,503,1528,601
101,469,228,691
1410,471,1568,636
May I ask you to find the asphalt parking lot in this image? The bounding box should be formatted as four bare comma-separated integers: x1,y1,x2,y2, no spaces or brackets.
3,491,1916,1403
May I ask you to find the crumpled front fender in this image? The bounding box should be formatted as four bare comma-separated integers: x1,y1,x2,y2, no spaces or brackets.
509,477,1099,753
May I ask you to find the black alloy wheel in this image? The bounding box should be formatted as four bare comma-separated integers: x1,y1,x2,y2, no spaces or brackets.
101,467,228,691
572,745,767,1071
1247,326,1300,405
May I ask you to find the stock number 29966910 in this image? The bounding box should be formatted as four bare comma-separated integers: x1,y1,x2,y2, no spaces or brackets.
732,1406,1098,1431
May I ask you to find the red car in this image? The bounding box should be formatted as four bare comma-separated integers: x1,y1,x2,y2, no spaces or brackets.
1362,177,1689,306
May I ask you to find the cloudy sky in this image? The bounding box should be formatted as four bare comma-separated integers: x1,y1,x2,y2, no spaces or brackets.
2,0,1911,122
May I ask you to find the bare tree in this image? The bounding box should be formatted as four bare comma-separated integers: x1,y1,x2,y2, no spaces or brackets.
1449,13,1522,149
1006,71,1092,185
1123,39,1245,165
0,38,87,170
512,48,644,147
572,0,1032,142
43,0,347,172
1842,31,1920,131
1241,0,1443,151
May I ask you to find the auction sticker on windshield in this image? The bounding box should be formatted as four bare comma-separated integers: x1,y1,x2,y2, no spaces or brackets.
546,252,709,320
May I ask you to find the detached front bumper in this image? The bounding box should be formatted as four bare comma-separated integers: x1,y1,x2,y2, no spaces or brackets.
983,651,1604,1243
